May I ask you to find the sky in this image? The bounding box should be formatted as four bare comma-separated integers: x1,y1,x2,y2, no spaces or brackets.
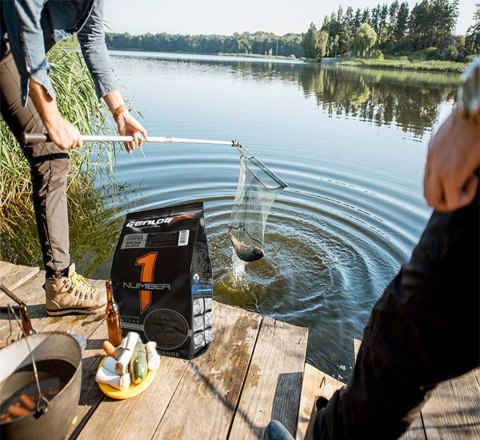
104,0,476,37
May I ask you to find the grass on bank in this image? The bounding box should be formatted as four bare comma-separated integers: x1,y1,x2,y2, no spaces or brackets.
333,57,467,74
217,52,298,61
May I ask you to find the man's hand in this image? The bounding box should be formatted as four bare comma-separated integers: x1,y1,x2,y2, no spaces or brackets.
115,110,148,153
103,91,148,153
29,79,82,150
424,110,480,211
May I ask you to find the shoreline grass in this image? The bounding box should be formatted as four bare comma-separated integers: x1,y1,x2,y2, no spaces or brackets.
332,57,467,74
217,52,298,61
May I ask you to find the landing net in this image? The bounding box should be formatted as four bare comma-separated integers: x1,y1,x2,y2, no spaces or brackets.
228,147,287,262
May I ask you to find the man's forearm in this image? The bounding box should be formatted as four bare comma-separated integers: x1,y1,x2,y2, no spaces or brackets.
29,78,62,131
103,90,125,116
28,79,82,149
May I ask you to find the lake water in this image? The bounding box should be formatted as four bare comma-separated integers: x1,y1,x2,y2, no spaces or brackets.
52,51,466,380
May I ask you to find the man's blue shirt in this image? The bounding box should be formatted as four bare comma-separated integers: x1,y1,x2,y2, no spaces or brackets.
0,0,117,106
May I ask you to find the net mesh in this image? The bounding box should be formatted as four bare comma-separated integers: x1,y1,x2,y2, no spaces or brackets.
228,148,287,262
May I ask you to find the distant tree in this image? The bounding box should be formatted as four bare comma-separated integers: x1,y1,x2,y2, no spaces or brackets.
317,31,329,58
408,0,429,50
321,10,343,56
371,5,381,33
362,8,371,25
431,0,459,49
379,4,389,31
322,15,342,38
344,6,355,28
466,3,480,55
394,2,410,41
235,32,252,53
354,8,363,28
337,6,344,22
329,34,341,57
323,15,330,29
340,8,355,54
351,23,378,57
389,0,400,24
302,23,319,58
409,0,458,51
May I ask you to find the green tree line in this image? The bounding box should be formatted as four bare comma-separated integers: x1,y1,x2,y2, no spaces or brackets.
106,32,303,58
303,0,479,61
106,1,479,62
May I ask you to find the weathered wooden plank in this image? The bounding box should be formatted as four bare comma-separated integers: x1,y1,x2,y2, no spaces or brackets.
0,260,13,277
0,271,49,346
67,308,173,439
67,318,111,438
115,357,190,440
421,369,480,439
0,269,46,306
400,415,426,440
77,355,190,440
0,262,39,290
296,363,345,440
229,317,308,440
151,303,263,440
1,261,478,440
0,260,25,278
473,368,480,389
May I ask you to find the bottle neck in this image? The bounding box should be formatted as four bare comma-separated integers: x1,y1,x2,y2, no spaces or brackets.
106,280,114,303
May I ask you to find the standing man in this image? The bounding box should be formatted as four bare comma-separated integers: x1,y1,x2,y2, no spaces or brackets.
0,0,148,316
265,56,480,440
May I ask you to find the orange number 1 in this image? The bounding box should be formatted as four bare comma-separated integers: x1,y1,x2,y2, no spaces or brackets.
135,252,158,315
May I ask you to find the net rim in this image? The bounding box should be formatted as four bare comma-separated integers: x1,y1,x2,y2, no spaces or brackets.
237,146,288,190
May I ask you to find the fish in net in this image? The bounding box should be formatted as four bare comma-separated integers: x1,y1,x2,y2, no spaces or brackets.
228,147,287,262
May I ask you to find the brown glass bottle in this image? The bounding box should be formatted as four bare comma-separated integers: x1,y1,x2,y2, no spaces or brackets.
20,304,36,336
105,279,122,346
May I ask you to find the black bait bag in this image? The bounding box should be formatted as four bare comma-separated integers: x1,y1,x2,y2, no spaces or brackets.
110,201,213,360
228,147,287,262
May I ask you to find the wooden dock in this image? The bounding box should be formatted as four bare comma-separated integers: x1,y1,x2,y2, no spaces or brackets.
0,260,478,439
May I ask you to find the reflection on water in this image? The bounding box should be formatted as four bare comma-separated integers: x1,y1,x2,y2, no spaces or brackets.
124,49,458,137
299,66,457,137
2,51,460,381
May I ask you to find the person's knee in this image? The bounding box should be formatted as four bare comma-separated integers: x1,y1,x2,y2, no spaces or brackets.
49,157,70,188
31,157,69,196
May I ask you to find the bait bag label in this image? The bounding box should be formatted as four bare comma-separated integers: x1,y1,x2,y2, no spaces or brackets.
110,201,213,359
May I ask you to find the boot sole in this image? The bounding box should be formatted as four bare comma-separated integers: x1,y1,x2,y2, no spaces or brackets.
46,306,104,316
